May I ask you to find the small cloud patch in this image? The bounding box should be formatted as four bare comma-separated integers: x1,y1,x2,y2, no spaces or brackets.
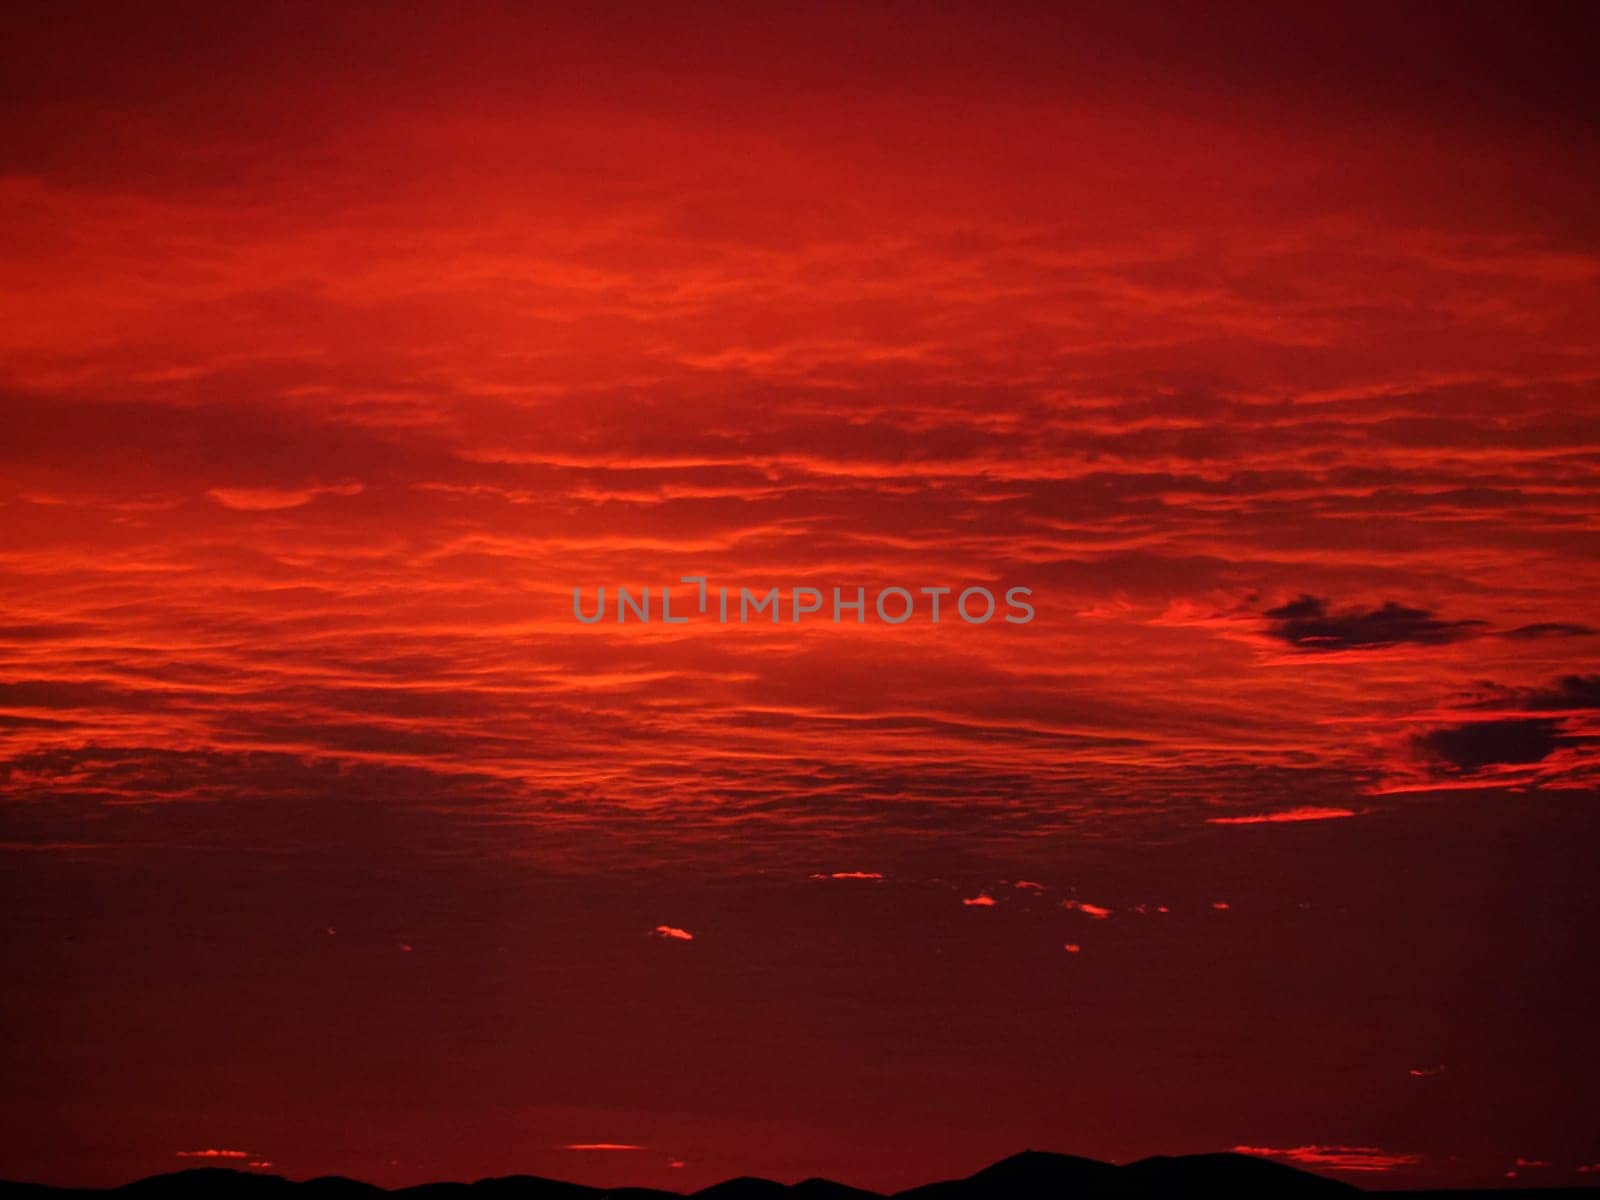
1063,900,1112,919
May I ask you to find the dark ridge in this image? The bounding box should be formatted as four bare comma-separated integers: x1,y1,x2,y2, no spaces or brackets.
441,1178,600,1199
115,1170,296,1195
4,1158,1599,1200
789,1181,882,1200
692,1179,792,1200
1121,1153,1357,1195
895,1150,1120,1200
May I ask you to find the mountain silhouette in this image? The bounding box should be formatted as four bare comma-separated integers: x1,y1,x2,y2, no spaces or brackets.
1,1153,1593,1199
894,1150,1123,1200
1119,1153,1357,1195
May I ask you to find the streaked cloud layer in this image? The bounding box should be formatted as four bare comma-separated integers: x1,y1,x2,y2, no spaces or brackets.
1,3,1596,1193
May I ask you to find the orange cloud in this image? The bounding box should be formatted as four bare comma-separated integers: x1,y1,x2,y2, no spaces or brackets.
1064,900,1112,919
176,1149,251,1159
652,925,694,941
809,871,884,880
207,483,363,511
962,893,997,907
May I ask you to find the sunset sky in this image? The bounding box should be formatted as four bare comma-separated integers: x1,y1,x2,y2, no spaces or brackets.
2,2,1598,1192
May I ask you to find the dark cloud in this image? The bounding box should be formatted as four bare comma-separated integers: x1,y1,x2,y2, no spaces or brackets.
1263,595,1487,651
1457,675,1600,716
1414,718,1564,774
1527,675,1600,711
1502,622,1597,639
1408,675,1599,780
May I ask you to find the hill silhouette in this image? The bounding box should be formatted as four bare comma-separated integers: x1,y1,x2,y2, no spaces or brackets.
1,1152,1595,1199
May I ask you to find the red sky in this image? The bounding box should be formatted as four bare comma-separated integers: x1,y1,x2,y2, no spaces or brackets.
2,2,1598,1192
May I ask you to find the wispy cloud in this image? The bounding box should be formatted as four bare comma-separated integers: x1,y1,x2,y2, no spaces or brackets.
1207,806,1358,825
563,1143,647,1152
208,482,363,511
1232,1145,1421,1173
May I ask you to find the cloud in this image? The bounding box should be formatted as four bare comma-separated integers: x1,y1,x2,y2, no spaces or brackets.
1063,942,1081,953
962,893,997,907
1014,880,1044,889
1231,1145,1421,1173
1407,1064,1446,1078
1211,901,1230,910
1414,718,1563,773
809,871,884,880
207,482,363,511
176,1149,251,1159
1207,806,1358,825
1,6,1598,1185
1063,900,1112,919
1385,674,1600,791
1262,596,1486,651
1502,622,1596,639
564,1143,646,1151
1525,675,1600,712
652,925,694,941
